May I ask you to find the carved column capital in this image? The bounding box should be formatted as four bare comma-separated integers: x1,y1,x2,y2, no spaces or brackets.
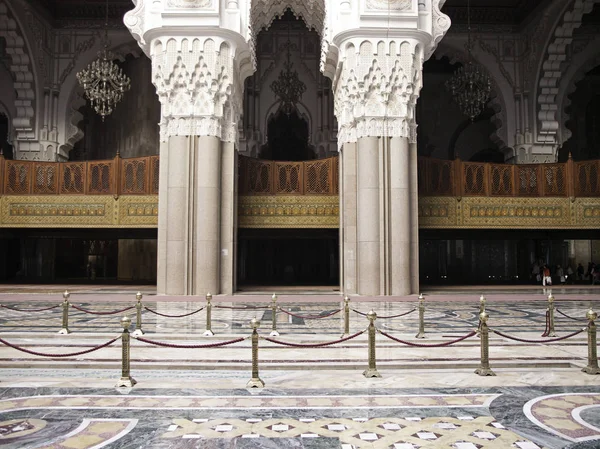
151,37,243,143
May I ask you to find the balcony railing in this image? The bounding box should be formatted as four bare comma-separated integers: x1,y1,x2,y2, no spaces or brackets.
0,155,160,196
418,157,600,197
238,155,339,195
0,153,598,198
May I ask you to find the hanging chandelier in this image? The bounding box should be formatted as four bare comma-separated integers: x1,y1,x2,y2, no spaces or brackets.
76,0,130,121
270,35,306,115
445,0,491,121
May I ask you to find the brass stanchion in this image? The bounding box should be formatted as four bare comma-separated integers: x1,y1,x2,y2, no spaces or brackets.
546,294,556,337
363,310,381,378
341,296,350,337
270,293,279,337
132,292,144,337
247,317,265,388
203,293,214,337
415,293,425,339
58,290,71,335
475,311,496,376
116,316,137,387
582,309,600,375
479,295,486,314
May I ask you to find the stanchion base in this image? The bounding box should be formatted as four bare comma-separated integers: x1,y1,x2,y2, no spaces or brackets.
582,366,600,375
57,328,71,335
116,377,137,388
474,367,496,376
246,377,265,388
131,329,144,337
341,333,350,338
363,368,382,378
203,330,214,337
269,330,280,337
546,332,557,337
415,332,425,339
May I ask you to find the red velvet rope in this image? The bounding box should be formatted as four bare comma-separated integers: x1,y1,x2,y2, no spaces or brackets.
143,306,204,318
264,330,365,348
133,336,245,349
0,336,119,358
71,304,135,315
492,327,586,344
352,309,416,319
214,305,270,310
556,309,587,322
1,304,60,312
278,308,341,319
378,329,477,347
541,310,550,337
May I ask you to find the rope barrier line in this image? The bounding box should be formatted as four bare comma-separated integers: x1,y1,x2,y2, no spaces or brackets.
71,305,135,315
264,330,365,348
143,307,204,318
556,309,587,322
278,308,341,320
214,305,270,310
377,329,477,347
0,336,119,357
353,308,416,319
133,336,245,349
541,310,550,337
0,304,60,313
492,327,586,344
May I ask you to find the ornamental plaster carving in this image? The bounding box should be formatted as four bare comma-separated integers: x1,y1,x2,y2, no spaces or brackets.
365,0,411,11
167,0,212,7
429,0,451,59
536,0,600,145
0,0,37,141
152,37,241,143
334,40,423,146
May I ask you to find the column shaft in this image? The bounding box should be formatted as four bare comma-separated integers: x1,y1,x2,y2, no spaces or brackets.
409,141,420,293
341,142,357,294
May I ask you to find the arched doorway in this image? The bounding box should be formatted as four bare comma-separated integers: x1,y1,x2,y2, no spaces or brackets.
237,10,339,291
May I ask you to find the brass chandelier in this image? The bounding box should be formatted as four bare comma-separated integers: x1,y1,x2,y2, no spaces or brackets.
445,0,491,121
76,0,130,121
270,36,306,115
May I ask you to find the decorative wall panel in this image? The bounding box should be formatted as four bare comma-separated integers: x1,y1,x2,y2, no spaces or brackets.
238,195,339,228
0,195,157,228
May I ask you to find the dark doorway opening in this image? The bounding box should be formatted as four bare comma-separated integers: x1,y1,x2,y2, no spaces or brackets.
237,229,339,288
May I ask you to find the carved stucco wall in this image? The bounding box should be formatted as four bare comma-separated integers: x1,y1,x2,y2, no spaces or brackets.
71,54,160,160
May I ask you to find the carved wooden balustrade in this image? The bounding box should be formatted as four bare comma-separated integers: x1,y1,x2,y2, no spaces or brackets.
238,155,339,196
0,153,598,198
0,155,160,195
418,157,600,198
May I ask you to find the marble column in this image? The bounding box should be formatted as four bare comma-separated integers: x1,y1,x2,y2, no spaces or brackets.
220,141,237,294
409,141,420,293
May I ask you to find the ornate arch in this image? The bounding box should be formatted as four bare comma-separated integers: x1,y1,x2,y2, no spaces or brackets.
249,0,331,77
0,0,37,140
433,44,510,154
557,36,600,144
58,41,144,158
536,0,600,144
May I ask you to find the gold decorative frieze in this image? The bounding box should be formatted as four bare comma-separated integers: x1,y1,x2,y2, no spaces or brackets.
0,196,157,228
419,196,600,229
239,195,339,228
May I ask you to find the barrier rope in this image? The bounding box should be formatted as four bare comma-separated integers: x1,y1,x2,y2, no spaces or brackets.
541,310,550,337
278,308,341,320
0,336,119,357
264,330,365,348
377,329,477,347
133,336,245,349
71,304,135,315
492,327,586,344
214,305,270,310
0,304,60,313
143,306,204,318
556,309,587,322
352,308,416,319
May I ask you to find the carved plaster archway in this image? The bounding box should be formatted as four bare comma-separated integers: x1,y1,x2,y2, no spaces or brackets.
536,0,600,144
59,41,144,158
433,44,510,154
249,0,330,76
0,0,37,141
0,100,12,145
557,36,600,144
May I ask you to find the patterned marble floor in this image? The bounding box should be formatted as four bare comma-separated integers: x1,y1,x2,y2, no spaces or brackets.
0,292,599,448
